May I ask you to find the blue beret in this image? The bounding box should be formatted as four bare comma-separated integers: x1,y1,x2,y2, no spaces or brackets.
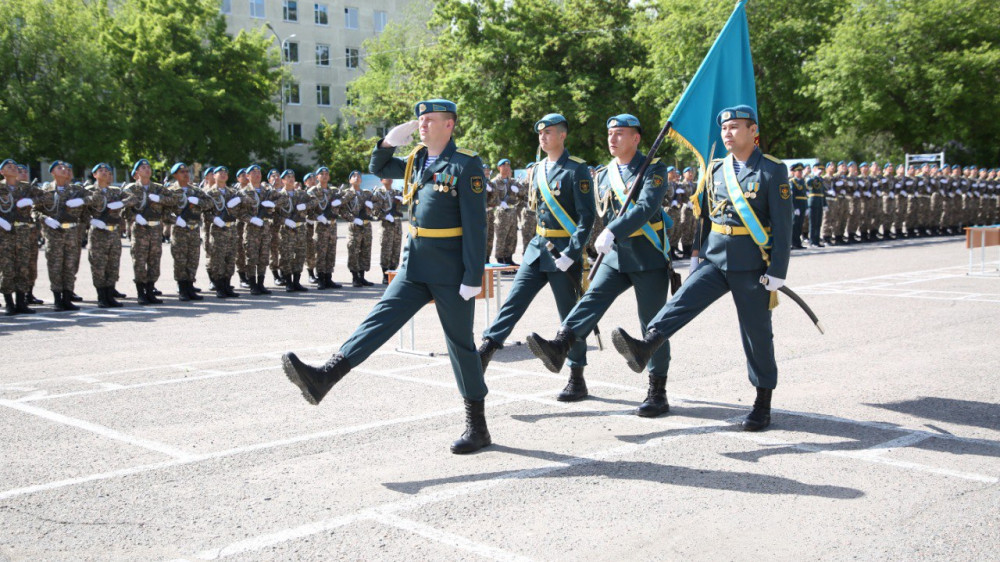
682,166,694,173
607,113,642,134
951,164,959,170
131,158,150,177
215,166,229,174
860,162,868,167
280,169,294,178
315,166,330,174
203,166,216,175
716,105,756,126
91,162,112,175
665,166,677,173
414,98,457,118
268,168,279,177
534,113,567,133
48,160,65,173
825,162,833,167
848,161,857,167
349,170,361,178
16,164,27,172
246,164,261,173
497,158,511,167
884,162,893,168
790,163,805,171
170,162,187,175
837,161,845,166
236,168,247,177
303,173,315,182
0,158,17,170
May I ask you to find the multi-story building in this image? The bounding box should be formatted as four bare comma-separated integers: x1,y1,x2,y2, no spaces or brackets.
222,0,413,165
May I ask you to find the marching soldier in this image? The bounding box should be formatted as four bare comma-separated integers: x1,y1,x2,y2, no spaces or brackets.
478,113,596,401
307,166,344,290
85,163,128,308
374,177,404,284
806,163,826,246
789,163,807,248
202,167,243,298
344,170,378,287
281,98,491,454
865,162,882,240
609,105,792,431
37,161,89,311
240,164,281,295
166,163,208,301
123,159,174,304
276,169,314,292
526,113,674,417
492,159,522,266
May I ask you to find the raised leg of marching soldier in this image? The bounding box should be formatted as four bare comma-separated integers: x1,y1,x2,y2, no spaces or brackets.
348,221,374,287
132,223,163,305
519,207,536,262
269,219,283,286
379,219,402,284
243,220,272,295
305,222,317,284
44,226,82,311
314,221,340,290
89,227,123,308
171,224,202,301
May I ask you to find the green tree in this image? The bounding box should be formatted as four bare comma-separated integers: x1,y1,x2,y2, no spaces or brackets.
0,0,121,169
805,0,1000,164
311,117,375,182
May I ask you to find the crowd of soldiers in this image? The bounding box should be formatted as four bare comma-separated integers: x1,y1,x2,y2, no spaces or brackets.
0,158,406,315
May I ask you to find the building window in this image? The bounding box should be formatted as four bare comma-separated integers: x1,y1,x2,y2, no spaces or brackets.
344,6,358,29
287,123,303,143
316,85,331,106
221,0,232,14
284,83,300,105
249,0,265,19
345,48,359,69
282,0,298,22
315,44,330,66
374,10,387,33
314,3,328,25
283,41,299,63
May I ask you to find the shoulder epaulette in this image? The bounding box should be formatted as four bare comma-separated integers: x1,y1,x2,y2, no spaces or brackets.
763,154,783,164
651,158,661,164
455,148,478,157
568,155,586,164
593,165,607,174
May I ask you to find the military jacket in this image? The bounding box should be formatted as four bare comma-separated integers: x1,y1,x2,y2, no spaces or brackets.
369,137,486,287
697,148,792,278
241,184,283,221
372,186,405,223
167,183,209,225
85,185,128,227
0,180,36,223
790,177,808,208
307,185,344,222
492,177,523,212
202,186,243,224
276,188,314,224
596,151,670,273
806,176,826,207
37,183,90,224
523,150,596,271
122,181,173,222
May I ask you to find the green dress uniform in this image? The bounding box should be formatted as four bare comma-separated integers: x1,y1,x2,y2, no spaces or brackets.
806,174,826,246
789,165,807,248
482,126,596,399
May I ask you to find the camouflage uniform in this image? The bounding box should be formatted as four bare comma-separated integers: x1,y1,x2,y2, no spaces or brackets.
37,182,89,294
307,184,344,287
85,185,127,290
845,173,863,242
0,180,38,298
277,188,315,285
240,183,283,286
202,186,243,288
343,188,379,279
485,178,499,261
374,185,404,274
518,195,537,258
492,176,522,262
123,181,173,285
663,181,682,253
675,179,697,255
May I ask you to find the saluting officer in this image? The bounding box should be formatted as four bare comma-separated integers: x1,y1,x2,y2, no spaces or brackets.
478,113,596,401
609,105,792,431
527,113,675,417
282,99,491,454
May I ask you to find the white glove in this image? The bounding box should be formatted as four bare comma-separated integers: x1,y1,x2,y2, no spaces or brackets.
365,200,374,209
135,214,148,226
595,229,615,254
16,198,33,208
65,198,84,208
90,218,107,230
227,197,241,208
385,214,394,223
794,209,800,216
689,256,701,276
187,196,199,204
554,255,573,271
284,218,297,228
44,216,61,229
296,203,307,211
760,274,785,291
261,200,276,208
353,218,363,226
383,119,419,147
148,193,161,202
853,191,861,198
486,186,493,192
511,186,519,193
332,198,342,207
671,200,680,208
107,201,124,210
500,201,509,210
175,217,187,228
316,215,330,224
394,195,403,202
213,216,225,228
0,218,11,231
459,284,480,301
250,217,264,227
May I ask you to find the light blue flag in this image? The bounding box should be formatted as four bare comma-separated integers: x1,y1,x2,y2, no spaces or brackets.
666,0,756,215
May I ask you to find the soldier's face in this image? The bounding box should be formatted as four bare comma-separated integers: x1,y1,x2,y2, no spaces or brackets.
249,169,262,184
0,162,16,178
684,171,695,181
381,178,393,189
282,175,296,189
17,168,29,181
52,163,71,183
349,172,361,187
216,170,229,184
317,170,329,184
418,112,454,146
269,173,279,184
667,171,679,181
607,127,640,159
498,163,512,178
849,165,858,175
94,168,112,184
173,168,190,186
539,126,567,154
720,119,755,154
793,169,803,179
838,165,847,174
136,163,152,182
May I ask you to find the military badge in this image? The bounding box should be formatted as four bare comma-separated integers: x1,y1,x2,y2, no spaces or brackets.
471,176,484,194
610,119,619,127
580,180,590,194
653,175,663,187
419,103,426,113
722,111,733,121
779,184,791,200
537,122,545,132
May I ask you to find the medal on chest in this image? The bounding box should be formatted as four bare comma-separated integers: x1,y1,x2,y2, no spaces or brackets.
433,172,458,197
745,181,759,199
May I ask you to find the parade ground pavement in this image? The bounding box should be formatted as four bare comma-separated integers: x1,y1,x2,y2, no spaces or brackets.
1,226,998,561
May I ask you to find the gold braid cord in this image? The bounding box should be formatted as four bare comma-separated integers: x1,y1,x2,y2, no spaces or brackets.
401,143,426,204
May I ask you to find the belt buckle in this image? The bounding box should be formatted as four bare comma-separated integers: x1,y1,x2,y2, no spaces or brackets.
724,225,733,235
61,223,72,229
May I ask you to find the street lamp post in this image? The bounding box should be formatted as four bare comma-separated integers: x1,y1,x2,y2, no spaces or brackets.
266,23,296,170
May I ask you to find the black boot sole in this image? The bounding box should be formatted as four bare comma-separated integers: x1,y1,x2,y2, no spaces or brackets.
741,414,771,431
557,388,588,402
526,333,566,374
450,435,492,454
610,328,648,374
636,403,669,418
281,353,323,405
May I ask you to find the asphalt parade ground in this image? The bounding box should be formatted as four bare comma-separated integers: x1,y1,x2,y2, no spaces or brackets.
1,226,998,561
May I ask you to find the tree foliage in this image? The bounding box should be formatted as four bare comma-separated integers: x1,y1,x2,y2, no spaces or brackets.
310,117,375,182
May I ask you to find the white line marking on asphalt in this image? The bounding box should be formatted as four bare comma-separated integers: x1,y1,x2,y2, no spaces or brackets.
0,399,194,461
375,513,535,562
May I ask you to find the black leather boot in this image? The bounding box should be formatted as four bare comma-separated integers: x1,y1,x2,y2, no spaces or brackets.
3,293,15,316
351,271,364,288
450,399,492,454
187,281,203,301
136,281,152,305
177,282,192,302
327,273,342,289
69,291,83,302
249,276,265,295
213,277,228,298
611,327,666,373
52,291,69,311
224,277,240,297
293,273,308,292
61,290,80,311
238,271,250,288
281,352,352,405
15,292,35,314
477,337,502,371
360,271,373,286
636,375,669,417
257,274,271,294
272,268,286,286
315,272,329,290
741,387,772,431
150,285,163,296
285,271,297,292
381,268,389,285
106,287,123,308
27,291,43,305
96,287,112,308
145,282,163,304
557,366,588,402
112,286,126,299
526,327,577,373
308,268,317,284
